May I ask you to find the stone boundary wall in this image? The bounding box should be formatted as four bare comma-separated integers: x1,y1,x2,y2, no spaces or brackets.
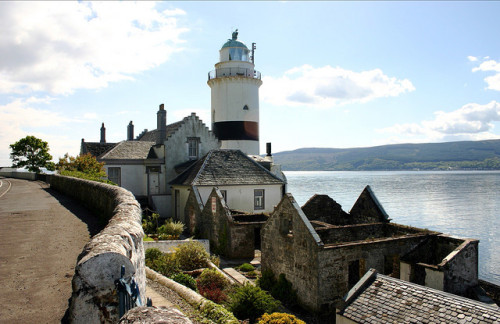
48,174,145,324
0,170,37,180
144,239,210,254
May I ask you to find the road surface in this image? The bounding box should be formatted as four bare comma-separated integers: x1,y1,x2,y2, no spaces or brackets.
0,177,102,323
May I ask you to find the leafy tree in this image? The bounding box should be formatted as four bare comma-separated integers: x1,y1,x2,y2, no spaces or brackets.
56,153,105,175
9,136,55,173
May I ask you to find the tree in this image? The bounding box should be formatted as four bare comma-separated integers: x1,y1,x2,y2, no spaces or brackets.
56,153,107,180
10,136,55,173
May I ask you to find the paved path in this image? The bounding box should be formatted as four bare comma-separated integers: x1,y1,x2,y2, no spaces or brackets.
0,177,102,323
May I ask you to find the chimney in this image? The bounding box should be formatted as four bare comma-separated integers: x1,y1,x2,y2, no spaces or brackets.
100,123,106,143
127,121,134,141
157,103,167,145
266,142,272,157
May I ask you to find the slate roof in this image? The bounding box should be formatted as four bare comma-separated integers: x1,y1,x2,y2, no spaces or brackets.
338,269,500,323
99,141,156,160
81,142,117,157
170,149,285,186
136,121,184,142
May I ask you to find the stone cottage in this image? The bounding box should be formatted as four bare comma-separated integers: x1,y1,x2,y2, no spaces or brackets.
261,187,479,314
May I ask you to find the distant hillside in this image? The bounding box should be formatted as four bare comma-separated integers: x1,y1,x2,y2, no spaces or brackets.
273,140,500,171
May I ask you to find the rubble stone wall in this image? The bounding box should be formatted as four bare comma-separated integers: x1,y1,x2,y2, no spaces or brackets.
49,175,145,324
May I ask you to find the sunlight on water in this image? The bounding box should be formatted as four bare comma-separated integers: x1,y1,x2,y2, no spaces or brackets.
285,171,500,285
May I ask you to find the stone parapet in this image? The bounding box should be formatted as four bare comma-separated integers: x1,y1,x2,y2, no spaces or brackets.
48,175,145,323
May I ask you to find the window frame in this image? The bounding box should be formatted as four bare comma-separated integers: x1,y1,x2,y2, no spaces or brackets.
108,167,121,186
254,189,265,210
187,137,200,160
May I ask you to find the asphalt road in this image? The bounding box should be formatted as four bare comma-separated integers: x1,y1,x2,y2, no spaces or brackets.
0,177,102,323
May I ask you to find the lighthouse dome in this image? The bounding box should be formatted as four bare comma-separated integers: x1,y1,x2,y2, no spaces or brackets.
221,29,248,49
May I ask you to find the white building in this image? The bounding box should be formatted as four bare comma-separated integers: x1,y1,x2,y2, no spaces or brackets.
83,104,220,217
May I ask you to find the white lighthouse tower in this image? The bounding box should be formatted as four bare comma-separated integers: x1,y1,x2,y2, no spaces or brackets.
207,30,262,155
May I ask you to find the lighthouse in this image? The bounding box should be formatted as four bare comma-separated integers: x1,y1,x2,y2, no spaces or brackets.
207,30,262,155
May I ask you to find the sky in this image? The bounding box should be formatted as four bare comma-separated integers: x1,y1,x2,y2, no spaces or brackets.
1,1,500,166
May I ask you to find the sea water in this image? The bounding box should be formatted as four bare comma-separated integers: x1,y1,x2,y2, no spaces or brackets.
285,170,500,285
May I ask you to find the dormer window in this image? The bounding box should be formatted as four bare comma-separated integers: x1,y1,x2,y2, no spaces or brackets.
187,137,200,160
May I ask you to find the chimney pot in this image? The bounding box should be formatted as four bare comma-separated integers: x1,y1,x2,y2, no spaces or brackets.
266,142,272,156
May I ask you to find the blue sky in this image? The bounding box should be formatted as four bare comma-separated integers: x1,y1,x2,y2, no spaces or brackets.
1,1,500,166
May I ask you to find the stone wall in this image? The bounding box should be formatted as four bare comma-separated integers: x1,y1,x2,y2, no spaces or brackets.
261,194,323,312
443,239,478,295
301,194,351,225
49,175,145,324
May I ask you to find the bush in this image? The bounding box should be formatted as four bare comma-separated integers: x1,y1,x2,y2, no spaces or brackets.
257,269,276,291
197,268,230,303
145,248,180,277
171,273,198,292
157,219,184,238
238,263,255,272
257,313,306,324
198,300,239,324
257,270,297,307
142,213,160,235
145,248,163,263
197,268,229,291
227,283,281,323
174,240,209,271
271,274,298,307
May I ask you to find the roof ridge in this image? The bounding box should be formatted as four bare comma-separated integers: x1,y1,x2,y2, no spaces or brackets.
192,151,213,184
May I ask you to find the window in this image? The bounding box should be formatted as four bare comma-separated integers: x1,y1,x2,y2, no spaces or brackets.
220,190,227,203
108,167,121,186
254,189,265,210
187,137,200,160
243,105,249,110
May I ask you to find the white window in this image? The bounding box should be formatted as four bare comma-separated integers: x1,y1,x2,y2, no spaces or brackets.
108,167,121,186
254,189,265,210
187,137,199,160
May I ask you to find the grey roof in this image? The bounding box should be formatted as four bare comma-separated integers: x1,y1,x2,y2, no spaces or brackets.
99,141,155,160
136,121,184,142
338,269,500,323
170,149,285,186
81,142,117,157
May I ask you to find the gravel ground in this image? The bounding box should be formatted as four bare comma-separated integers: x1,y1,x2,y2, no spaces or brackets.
146,278,207,324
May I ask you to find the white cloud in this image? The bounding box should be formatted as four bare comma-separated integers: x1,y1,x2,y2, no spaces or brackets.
471,58,500,91
0,98,76,166
468,56,478,62
378,101,500,143
261,65,415,108
0,1,188,95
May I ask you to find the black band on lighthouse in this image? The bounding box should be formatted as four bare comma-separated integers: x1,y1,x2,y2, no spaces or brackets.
213,121,259,141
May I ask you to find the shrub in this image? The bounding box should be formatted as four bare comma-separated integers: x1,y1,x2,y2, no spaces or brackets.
257,269,276,291
227,283,281,323
271,274,298,307
257,270,297,307
145,248,163,263
238,263,255,272
257,313,306,324
142,213,160,235
198,300,239,324
210,254,220,267
197,268,230,303
157,219,184,238
171,273,198,292
197,268,229,291
174,240,209,271
145,248,180,277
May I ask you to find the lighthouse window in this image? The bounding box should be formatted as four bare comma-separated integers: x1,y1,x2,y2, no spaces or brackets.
243,105,249,110
229,48,249,61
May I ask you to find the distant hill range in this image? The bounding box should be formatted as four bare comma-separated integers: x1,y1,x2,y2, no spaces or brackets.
272,140,500,171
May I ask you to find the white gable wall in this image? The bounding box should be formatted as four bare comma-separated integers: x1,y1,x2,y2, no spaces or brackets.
164,115,220,194
197,184,282,214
